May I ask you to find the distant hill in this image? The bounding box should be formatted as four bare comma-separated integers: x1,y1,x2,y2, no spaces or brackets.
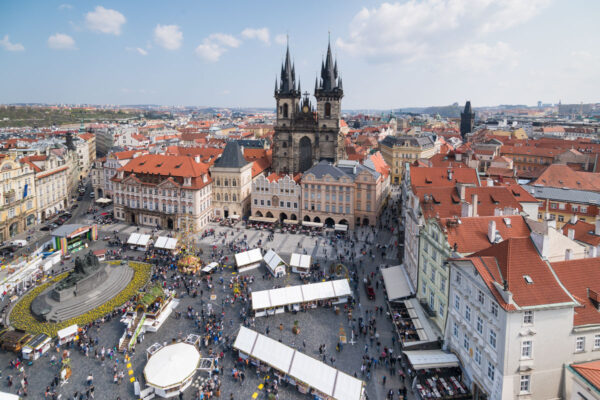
0,106,135,128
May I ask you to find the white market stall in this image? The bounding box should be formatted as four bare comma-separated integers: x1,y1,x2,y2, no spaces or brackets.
263,249,287,277
381,265,414,301
234,248,263,273
127,233,152,251
251,279,352,317
22,333,51,361
57,324,78,345
0,392,20,400
233,327,365,400
289,253,311,274
144,342,201,398
201,262,219,274
154,236,178,252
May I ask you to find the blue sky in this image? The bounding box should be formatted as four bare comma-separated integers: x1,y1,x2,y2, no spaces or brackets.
1,0,599,109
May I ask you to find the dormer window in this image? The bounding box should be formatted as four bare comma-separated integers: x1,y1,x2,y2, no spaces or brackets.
184,177,192,187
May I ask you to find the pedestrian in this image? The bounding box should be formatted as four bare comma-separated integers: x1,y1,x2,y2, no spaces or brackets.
382,375,387,385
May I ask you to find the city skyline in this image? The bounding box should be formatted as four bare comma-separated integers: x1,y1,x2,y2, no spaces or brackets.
1,0,599,108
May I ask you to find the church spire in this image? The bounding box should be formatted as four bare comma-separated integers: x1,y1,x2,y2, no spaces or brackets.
277,40,298,96
316,35,342,96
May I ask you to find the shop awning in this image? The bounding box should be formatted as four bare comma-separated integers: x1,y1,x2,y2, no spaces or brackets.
283,219,299,225
95,198,112,204
334,224,348,232
249,216,278,223
302,221,323,228
403,350,460,370
381,265,414,301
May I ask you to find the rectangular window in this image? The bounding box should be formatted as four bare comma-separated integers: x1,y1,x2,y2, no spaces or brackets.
487,361,495,382
594,335,600,350
475,347,481,365
423,261,428,275
325,205,330,212
294,203,297,208
438,303,445,317
346,205,350,214
520,375,531,393
440,277,446,292
558,215,564,222
463,334,470,351
465,305,471,322
576,337,585,352
523,310,533,325
430,269,436,283
456,271,462,284
421,284,426,295
491,302,498,318
280,201,284,207
477,316,483,334
489,330,497,349
454,294,460,311
521,340,532,358
581,206,588,213
453,322,459,338
478,290,485,304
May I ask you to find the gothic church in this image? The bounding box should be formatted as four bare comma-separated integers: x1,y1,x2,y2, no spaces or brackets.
272,40,346,173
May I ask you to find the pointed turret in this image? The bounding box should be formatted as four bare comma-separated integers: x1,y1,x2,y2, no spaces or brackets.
274,76,278,94
316,36,343,97
276,42,299,96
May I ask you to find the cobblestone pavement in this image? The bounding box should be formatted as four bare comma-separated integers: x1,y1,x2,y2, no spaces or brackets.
0,188,411,400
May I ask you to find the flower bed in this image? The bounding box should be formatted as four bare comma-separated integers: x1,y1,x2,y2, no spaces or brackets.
10,261,152,337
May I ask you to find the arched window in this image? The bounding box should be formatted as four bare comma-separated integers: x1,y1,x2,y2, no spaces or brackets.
232,179,236,186
216,194,221,201
283,103,289,118
224,179,229,186
224,194,229,201
216,179,220,186
282,142,287,148
325,102,331,118
232,194,237,201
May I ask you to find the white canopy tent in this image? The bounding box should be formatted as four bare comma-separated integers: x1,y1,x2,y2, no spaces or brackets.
95,198,112,204
144,342,200,396
251,279,352,316
202,262,219,274
334,224,348,232
263,249,287,277
403,350,460,370
0,392,20,400
234,327,365,400
235,248,263,273
57,324,78,344
289,253,311,274
127,233,151,249
381,265,414,301
154,236,178,250
302,221,323,228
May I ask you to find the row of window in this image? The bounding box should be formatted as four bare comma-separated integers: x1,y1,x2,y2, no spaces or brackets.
305,203,350,214
575,335,600,352
254,199,297,209
549,202,588,213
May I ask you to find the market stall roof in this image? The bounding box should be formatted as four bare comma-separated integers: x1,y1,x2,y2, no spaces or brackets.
127,233,151,246
202,262,219,273
51,224,91,238
251,279,352,310
235,248,263,267
334,224,348,232
302,221,323,228
154,236,178,250
95,198,112,204
403,350,460,370
144,342,200,389
249,216,278,223
234,327,365,400
0,392,21,400
57,324,78,339
289,253,311,270
381,265,414,301
263,249,286,274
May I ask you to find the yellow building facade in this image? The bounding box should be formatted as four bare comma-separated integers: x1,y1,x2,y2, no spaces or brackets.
0,154,37,241
379,135,437,184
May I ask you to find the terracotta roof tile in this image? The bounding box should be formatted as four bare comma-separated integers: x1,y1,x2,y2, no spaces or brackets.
561,220,600,246
410,166,479,189
571,360,600,390
534,164,600,192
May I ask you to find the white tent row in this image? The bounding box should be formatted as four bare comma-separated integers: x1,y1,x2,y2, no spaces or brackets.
234,327,365,400
289,253,311,274
154,236,178,250
235,248,263,273
252,279,352,315
334,224,348,232
263,249,286,277
127,233,151,247
302,221,323,228
381,265,414,301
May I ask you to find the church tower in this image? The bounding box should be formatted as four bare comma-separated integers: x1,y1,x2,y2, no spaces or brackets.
460,100,475,139
274,43,301,128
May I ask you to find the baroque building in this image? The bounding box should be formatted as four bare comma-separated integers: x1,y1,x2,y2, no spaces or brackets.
272,40,346,174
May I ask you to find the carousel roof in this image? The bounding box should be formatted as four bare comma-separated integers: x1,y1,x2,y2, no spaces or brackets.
144,342,200,389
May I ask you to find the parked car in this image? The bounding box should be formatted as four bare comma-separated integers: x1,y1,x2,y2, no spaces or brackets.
40,225,51,231
89,193,95,198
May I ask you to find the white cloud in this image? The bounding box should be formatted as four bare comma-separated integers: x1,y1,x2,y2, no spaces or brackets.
0,35,24,52
337,0,550,63
127,47,148,56
450,41,518,72
195,33,241,62
85,6,126,35
241,28,270,44
154,24,183,50
274,34,287,45
48,33,76,50
58,4,72,10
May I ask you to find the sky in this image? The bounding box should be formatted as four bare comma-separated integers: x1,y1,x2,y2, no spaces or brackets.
1,0,599,109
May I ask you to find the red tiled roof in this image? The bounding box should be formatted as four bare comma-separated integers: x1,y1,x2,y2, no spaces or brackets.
79,133,95,141
472,237,573,308
561,220,600,246
266,172,302,184
368,152,390,179
571,360,600,390
410,167,479,189
443,215,531,254
534,164,600,192
552,257,600,326
112,150,147,160
485,167,514,178
165,146,223,164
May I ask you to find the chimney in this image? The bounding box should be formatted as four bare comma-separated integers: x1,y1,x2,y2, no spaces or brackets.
448,169,453,181
459,185,466,201
588,246,598,258
571,214,578,224
568,229,575,240
596,216,600,236
565,248,573,261
455,152,462,162
487,178,493,187
471,194,478,217
488,220,497,243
